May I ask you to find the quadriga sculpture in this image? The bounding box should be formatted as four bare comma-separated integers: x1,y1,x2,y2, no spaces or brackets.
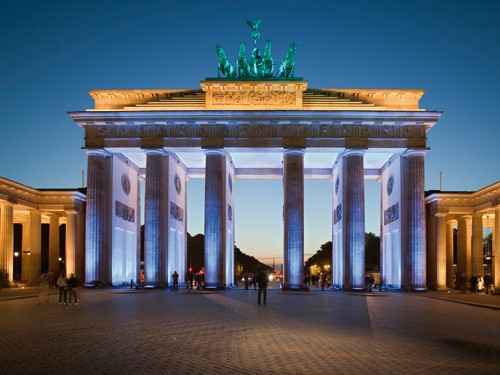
237,42,252,78
277,43,297,78
216,44,236,78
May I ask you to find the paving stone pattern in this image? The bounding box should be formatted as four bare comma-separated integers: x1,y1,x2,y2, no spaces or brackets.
0,287,499,374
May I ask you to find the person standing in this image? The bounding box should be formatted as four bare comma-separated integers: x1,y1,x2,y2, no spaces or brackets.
470,274,479,294
256,270,269,305
187,270,194,289
172,271,179,291
57,272,68,305
67,273,78,305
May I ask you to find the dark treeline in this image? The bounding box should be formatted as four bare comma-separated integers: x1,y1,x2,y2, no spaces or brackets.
187,232,380,275
304,232,380,273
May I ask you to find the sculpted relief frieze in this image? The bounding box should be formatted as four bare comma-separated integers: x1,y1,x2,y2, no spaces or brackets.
212,91,296,106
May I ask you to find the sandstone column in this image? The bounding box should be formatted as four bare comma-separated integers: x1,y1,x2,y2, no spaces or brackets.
435,214,447,289
204,149,226,288
456,216,470,279
0,203,14,283
29,211,42,281
283,149,305,290
471,214,483,277
343,150,365,290
144,149,169,287
65,211,78,276
403,150,426,290
446,221,455,288
493,207,500,289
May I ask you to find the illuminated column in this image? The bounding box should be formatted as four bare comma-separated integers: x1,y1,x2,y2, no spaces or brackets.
456,216,470,279
144,149,169,287
403,150,426,290
65,211,78,276
204,149,226,288
0,203,14,283
471,214,483,276
343,150,365,290
49,215,60,272
446,221,455,288
435,214,447,289
494,207,500,289
283,149,305,290
29,211,42,281
85,150,111,284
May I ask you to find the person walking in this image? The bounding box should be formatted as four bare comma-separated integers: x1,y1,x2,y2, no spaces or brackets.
256,270,269,305
172,271,179,291
67,273,78,305
57,272,68,305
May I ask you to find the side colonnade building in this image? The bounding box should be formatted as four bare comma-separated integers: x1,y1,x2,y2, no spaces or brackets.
426,182,500,290
68,79,443,290
0,177,85,284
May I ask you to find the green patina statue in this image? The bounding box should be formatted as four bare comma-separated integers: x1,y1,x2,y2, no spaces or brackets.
237,42,252,78
216,44,237,78
277,43,297,78
214,19,296,79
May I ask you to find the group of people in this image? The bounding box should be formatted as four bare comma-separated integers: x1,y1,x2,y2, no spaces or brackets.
456,272,493,294
57,272,78,305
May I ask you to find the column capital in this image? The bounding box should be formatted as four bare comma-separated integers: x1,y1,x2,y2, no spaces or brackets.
85,149,110,157
203,148,225,157
403,149,427,158
144,148,168,157
283,148,305,157
343,149,365,157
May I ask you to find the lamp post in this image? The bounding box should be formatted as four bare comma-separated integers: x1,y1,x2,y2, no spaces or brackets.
14,251,20,282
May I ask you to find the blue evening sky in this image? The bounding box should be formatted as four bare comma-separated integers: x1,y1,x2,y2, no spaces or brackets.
1,1,499,262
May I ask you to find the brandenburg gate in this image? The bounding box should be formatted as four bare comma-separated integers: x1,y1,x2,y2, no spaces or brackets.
69,22,442,290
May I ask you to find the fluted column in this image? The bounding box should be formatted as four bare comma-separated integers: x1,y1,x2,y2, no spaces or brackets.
283,149,305,290
29,211,42,281
144,149,169,286
0,203,14,283
204,149,226,288
435,214,447,289
65,211,78,276
446,221,455,288
403,150,426,290
343,150,365,290
457,216,470,279
85,150,111,284
49,215,60,272
471,214,483,277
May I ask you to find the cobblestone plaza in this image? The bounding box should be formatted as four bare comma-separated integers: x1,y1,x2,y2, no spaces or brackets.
1,286,499,374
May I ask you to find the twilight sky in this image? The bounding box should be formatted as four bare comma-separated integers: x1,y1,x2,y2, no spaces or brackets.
1,0,499,263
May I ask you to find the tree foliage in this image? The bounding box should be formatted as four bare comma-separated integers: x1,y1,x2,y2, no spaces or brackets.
187,233,272,274
304,233,380,273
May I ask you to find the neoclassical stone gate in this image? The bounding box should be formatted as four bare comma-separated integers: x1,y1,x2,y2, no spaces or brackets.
70,79,442,290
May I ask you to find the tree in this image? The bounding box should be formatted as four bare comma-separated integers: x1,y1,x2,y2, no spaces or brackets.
186,233,272,274
304,233,380,273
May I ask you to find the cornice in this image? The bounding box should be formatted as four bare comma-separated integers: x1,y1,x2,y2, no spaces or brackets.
0,177,86,213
